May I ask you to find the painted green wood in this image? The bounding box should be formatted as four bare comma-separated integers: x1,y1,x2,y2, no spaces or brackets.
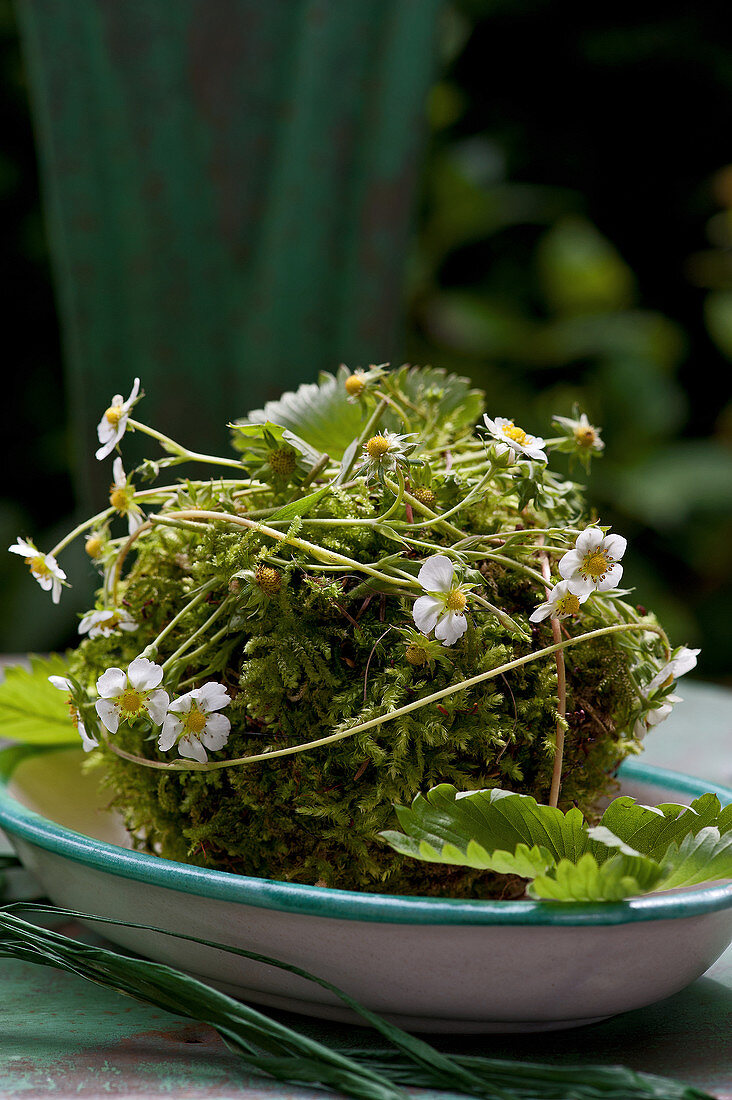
15,0,442,506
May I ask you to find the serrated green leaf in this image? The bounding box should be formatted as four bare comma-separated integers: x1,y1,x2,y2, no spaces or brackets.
383,784,590,869
655,827,732,890
599,793,726,862
0,655,80,745
237,365,486,460
529,851,666,902
387,364,484,444
380,828,554,877
237,370,365,459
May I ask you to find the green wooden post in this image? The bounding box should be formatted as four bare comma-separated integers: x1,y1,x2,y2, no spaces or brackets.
16,0,441,505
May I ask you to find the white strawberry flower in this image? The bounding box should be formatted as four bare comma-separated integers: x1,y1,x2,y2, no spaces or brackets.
529,580,590,623
633,700,678,740
553,411,605,453
109,457,145,534
647,646,700,694
8,537,67,604
157,683,231,763
412,554,471,647
482,416,547,463
49,675,99,752
96,378,141,460
78,607,139,639
633,646,700,739
558,527,627,596
95,657,169,734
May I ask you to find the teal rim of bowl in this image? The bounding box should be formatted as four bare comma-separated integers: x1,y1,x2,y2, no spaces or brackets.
1,752,731,927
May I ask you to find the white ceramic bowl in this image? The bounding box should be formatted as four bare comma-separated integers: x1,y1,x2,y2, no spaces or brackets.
1,747,731,1033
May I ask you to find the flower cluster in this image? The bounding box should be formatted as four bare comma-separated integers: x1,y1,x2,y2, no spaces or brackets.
51,656,232,763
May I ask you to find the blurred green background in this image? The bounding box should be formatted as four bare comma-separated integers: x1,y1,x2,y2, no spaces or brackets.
2,0,732,680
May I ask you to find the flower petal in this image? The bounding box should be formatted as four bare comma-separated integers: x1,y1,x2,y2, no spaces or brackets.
575,528,603,553
529,602,552,622
96,667,127,698
168,692,195,714
435,611,467,646
95,429,122,462
196,682,231,712
146,689,170,726
594,563,623,591
124,378,141,409
48,675,73,692
127,509,145,535
95,698,119,734
8,539,37,557
557,550,583,580
564,575,595,597
113,457,126,487
417,554,454,593
200,713,231,750
78,722,99,752
177,734,208,763
128,657,164,691
413,594,443,635
158,714,183,751
602,534,627,561
672,646,700,678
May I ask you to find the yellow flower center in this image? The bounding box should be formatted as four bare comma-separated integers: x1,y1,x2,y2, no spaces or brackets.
345,373,365,396
118,688,145,717
85,536,104,559
105,404,124,426
26,554,50,576
581,549,611,580
556,592,581,616
445,589,467,612
267,446,297,476
574,425,597,447
185,705,207,735
109,487,129,512
502,422,529,445
366,434,390,459
411,486,436,508
405,644,427,666
255,565,282,595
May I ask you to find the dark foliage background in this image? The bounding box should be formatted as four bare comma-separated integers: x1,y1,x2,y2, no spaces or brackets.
2,0,732,679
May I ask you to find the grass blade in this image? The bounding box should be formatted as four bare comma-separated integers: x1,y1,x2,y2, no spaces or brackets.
0,902,715,1100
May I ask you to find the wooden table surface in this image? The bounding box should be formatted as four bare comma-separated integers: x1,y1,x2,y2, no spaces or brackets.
1,680,731,1099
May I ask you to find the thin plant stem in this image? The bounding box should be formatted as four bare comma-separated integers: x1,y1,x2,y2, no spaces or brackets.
162,598,232,673
140,580,220,661
339,398,389,483
127,418,244,471
539,548,567,808
110,520,153,604
148,510,415,591
50,508,115,558
372,389,412,431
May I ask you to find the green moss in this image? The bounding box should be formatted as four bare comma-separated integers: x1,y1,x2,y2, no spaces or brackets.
68,369,667,897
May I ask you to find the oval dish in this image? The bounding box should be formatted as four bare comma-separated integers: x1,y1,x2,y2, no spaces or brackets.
1,747,731,1033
